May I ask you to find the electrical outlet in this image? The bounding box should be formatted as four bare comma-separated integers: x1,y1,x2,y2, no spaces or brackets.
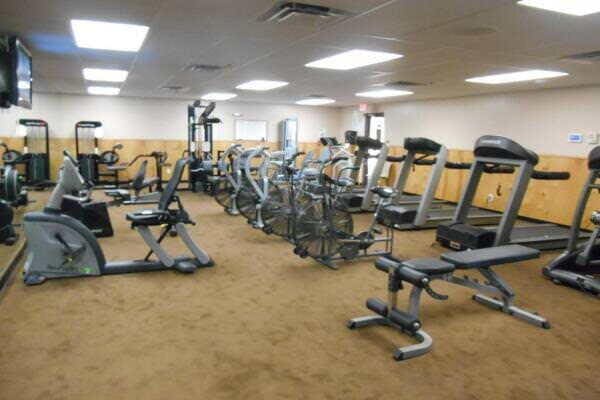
586,133,599,145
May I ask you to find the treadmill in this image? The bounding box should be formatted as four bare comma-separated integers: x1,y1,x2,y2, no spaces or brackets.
377,137,505,230
436,135,590,251
336,131,390,213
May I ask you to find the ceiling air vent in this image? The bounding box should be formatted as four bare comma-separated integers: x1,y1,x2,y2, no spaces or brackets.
561,50,600,64
160,85,190,93
258,2,354,24
184,64,229,73
386,80,429,87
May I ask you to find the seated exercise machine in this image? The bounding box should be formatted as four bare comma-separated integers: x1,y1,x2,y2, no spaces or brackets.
348,245,550,361
105,151,169,206
543,146,600,296
336,131,390,213
22,153,214,285
436,135,586,251
378,137,507,230
55,152,114,238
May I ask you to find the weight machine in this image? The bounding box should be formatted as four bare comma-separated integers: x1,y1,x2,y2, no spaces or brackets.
187,101,221,192
75,121,125,187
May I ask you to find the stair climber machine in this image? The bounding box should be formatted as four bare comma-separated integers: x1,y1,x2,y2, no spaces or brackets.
377,137,507,230
105,151,169,206
543,146,600,296
22,152,214,285
336,130,390,213
187,101,222,193
436,135,589,251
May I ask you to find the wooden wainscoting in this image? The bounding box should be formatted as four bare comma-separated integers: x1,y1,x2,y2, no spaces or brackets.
386,145,599,229
2,136,597,229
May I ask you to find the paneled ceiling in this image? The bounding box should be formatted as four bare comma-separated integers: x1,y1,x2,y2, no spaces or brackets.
1,0,600,106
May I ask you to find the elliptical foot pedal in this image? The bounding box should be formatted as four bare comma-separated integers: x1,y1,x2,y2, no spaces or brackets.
174,261,197,273
198,258,215,268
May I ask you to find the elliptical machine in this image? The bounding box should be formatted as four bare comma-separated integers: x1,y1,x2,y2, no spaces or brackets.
543,146,600,296
23,151,214,285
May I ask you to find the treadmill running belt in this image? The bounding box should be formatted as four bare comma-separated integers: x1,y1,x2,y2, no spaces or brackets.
507,224,590,250
428,206,499,220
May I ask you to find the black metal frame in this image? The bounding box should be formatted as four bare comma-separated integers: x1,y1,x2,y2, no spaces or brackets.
18,118,50,183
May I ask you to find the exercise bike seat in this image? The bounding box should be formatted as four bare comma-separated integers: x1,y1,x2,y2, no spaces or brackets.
371,186,395,199
126,209,169,226
441,245,540,270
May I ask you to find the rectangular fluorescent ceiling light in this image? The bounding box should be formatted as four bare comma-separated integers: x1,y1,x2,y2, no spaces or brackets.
201,92,237,101
518,0,600,16
305,50,403,71
295,98,335,106
466,69,569,84
83,68,128,82
71,19,149,52
236,80,289,91
87,86,120,96
356,89,413,98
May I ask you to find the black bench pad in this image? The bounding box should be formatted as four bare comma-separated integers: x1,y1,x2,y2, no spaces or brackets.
441,245,540,269
402,258,455,274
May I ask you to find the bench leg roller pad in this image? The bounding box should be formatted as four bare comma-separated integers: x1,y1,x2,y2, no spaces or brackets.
348,302,433,361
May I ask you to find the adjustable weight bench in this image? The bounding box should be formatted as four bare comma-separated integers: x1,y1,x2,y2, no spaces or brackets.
347,245,551,361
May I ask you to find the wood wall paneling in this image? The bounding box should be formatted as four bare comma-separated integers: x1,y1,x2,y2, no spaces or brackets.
2,137,598,228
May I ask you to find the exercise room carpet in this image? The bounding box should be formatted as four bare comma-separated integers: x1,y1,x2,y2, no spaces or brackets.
0,192,598,400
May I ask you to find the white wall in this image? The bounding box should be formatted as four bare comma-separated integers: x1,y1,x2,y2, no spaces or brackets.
0,93,342,143
376,85,600,157
3,85,600,157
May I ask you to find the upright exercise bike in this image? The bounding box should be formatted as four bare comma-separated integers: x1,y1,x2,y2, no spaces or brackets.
23,151,214,285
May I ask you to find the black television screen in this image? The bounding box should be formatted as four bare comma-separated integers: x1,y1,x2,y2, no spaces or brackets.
9,37,32,109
